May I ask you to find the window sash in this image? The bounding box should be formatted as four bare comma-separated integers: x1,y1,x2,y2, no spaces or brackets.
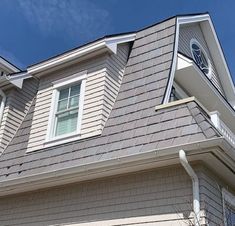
53,83,81,138
45,71,87,144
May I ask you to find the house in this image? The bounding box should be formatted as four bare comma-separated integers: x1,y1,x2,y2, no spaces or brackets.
0,12,234,226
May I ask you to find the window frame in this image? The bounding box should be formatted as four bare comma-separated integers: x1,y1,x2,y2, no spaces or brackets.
190,38,212,79
222,188,235,226
45,71,87,146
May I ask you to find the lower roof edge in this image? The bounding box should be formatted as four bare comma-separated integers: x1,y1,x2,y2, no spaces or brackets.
0,137,234,197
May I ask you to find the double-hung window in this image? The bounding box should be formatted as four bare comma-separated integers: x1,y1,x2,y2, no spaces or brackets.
55,84,80,137
46,71,86,145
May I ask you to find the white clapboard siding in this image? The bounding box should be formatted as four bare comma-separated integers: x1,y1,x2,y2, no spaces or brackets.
27,44,130,152
0,166,194,226
178,23,225,95
0,79,38,153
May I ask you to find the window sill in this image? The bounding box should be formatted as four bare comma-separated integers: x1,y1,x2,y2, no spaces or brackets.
43,132,81,148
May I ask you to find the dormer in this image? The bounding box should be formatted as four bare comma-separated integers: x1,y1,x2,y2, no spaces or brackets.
163,14,235,147
26,33,136,151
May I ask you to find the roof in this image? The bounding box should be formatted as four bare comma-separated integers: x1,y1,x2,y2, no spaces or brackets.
0,15,220,182
0,13,229,195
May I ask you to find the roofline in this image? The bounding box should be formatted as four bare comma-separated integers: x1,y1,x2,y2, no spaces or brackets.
0,57,21,73
138,12,209,33
6,71,32,89
27,12,210,74
27,32,136,74
0,136,234,197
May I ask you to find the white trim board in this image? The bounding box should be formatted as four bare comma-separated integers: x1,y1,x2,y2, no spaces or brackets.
28,33,136,75
0,57,20,73
43,71,87,148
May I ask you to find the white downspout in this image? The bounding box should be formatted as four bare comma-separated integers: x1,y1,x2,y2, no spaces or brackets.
179,150,201,226
0,89,6,125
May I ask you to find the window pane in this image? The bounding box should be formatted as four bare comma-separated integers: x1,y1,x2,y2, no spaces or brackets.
226,205,235,226
59,87,69,100
55,109,78,136
70,84,80,97
57,99,68,111
69,95,79,108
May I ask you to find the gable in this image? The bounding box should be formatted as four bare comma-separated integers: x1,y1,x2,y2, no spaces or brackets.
178,23,225,95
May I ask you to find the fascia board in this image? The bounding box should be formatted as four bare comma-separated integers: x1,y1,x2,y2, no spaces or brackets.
0,137,233,197
105,33,136,54
7,72,32,89
28,33,136,75
177,14,210,25
0,58,20,73
201,18,235,107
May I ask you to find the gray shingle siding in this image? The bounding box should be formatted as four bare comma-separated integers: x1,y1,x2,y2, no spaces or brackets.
0,17,221,183
0,166,194,226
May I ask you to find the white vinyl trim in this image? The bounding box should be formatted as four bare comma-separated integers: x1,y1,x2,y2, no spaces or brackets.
0,57,20,73
162,18,178,104
0,89,6,125
163,13,235,107
44,71,87,145
28,34,136,75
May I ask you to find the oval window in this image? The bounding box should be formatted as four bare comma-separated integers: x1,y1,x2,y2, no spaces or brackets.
190,39,211,78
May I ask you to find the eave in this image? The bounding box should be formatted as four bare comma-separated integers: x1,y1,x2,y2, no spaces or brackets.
27,33,136,75
0,137,234,197
0,71,32,89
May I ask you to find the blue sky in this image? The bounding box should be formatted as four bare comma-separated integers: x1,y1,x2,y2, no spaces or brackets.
0,0,234,82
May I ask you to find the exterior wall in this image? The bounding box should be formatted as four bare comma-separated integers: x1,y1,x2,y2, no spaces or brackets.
0,165,194,226
0,78,38,153
197,164,235,226
26,44,129,152
178,23,225,95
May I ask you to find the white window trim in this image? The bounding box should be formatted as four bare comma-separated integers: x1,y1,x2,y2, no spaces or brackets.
190,38,212,79
44,71,87,147
222,188,235,226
